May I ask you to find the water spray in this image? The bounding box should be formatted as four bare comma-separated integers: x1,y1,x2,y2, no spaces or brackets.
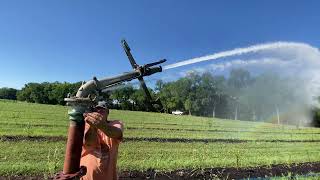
163,42,314,70
162,41,320,126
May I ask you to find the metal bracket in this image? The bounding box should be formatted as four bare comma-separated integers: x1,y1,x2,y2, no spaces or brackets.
54,166,86,180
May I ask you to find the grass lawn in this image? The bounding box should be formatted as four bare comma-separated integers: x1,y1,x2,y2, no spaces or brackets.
1,99,320,176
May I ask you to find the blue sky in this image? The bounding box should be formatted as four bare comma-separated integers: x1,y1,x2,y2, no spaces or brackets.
0,0,319,89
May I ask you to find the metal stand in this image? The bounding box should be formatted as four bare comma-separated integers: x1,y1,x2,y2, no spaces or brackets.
54,166,86,180
54,104,90,180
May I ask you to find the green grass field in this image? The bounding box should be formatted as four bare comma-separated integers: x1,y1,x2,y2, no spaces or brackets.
1,99,320,177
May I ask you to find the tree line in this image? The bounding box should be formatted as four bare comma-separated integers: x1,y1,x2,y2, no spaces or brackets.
0,82,82,105
1,69,320,126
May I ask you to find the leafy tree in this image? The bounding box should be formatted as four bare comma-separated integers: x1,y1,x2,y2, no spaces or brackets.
226,68,253,120
184,98,192,115
155,80,164,92
110,85,135,110
17,83,44,103
158,82,180,113
131,88,147,111
17,82,81,105
0,88,18,100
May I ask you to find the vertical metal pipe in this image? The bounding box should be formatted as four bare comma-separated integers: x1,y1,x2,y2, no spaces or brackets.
63,121,85,174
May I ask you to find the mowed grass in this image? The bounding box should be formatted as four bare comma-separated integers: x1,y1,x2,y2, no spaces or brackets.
1,99,320,176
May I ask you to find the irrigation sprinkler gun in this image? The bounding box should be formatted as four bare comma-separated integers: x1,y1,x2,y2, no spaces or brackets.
54,40,166,180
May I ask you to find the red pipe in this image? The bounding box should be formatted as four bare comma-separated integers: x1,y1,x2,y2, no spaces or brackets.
54,121,86,180
63,121,85,174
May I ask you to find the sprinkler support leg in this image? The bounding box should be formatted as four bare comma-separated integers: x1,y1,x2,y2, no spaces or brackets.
63,121,85,174
54,107,87,180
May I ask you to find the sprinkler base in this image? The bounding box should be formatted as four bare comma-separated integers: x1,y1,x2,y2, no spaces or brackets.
54,166,86,180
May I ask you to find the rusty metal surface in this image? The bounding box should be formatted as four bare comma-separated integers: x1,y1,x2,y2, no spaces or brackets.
63,121,85,174
54,166,86,180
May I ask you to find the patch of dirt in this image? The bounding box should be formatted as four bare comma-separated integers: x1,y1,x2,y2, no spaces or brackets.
0,122,66,128
127,127,320,135
0,175,45,180
2,135,320,144
124,137,320,143
118,162,320,179
124,137,246,143
1,162,320,180
0,135,66,142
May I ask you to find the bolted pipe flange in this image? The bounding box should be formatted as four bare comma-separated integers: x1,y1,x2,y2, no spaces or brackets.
64,97,97,123
54,166,87,180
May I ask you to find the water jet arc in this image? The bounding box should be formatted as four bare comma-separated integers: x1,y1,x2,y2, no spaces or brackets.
163,42,311,70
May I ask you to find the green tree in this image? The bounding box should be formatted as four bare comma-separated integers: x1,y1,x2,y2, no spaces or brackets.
158,82,180,113
17,81,82,105
110,85,135,110
0,88,18,100
226,68,253,120
131,88,147,111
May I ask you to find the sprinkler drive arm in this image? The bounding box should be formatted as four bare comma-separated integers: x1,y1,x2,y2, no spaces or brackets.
72,60,164,102
54,40,166,180
65,40,166,110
